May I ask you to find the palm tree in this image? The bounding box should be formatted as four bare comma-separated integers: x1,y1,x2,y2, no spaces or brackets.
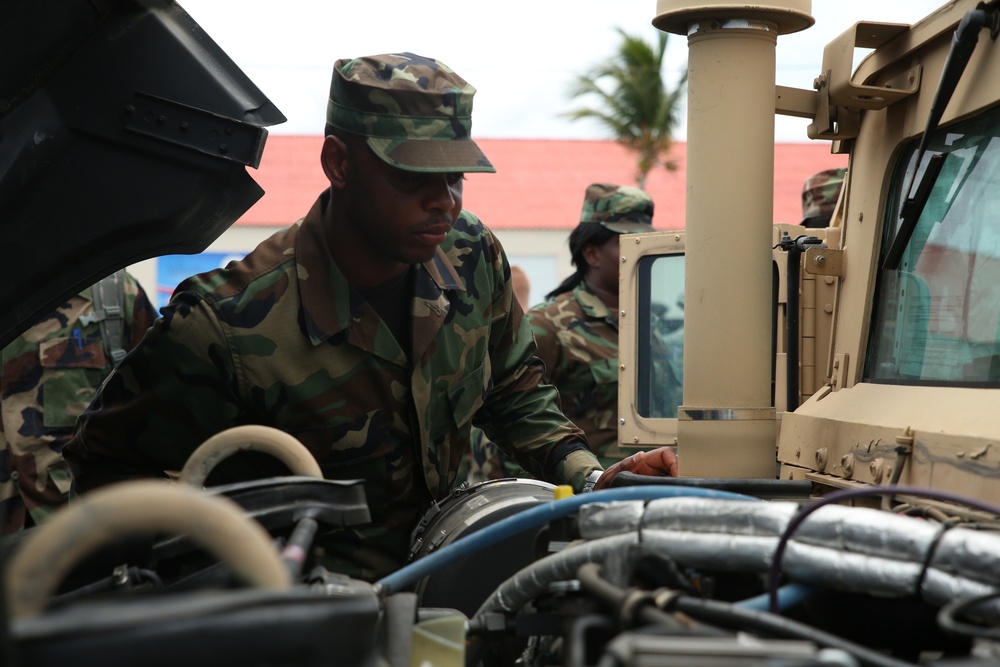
564,29,687,190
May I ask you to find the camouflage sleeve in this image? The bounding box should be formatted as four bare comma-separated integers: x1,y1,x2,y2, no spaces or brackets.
525,306,561,385
65,291,254,493
472,228,601,490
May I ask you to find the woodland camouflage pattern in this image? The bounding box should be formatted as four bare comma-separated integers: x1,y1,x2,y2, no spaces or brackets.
469,291,686,479
579,183,654,233
525,283,624,467
326,52,494,174
66,195,600,581
1,274,155,532
466,426,527,483
469,184,655,477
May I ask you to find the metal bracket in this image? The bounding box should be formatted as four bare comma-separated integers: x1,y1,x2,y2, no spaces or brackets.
807,22,921,140
122,91,268,168
803,247,844,277
831,353,850,391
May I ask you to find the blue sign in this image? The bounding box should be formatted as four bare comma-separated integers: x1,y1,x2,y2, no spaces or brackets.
155,252,247,310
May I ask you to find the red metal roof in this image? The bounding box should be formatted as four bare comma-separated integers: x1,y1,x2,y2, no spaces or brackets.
239,136,848,230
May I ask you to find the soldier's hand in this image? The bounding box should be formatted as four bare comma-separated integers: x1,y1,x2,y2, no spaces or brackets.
593,447,678,490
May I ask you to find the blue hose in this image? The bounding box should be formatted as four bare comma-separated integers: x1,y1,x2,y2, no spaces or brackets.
376,484,754,595
738,583,816,611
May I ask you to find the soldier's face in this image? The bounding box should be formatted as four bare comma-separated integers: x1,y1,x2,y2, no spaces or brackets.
587,235,622,294
344,141,464,265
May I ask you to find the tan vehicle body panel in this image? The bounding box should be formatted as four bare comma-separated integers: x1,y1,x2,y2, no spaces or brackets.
621,0,1000,508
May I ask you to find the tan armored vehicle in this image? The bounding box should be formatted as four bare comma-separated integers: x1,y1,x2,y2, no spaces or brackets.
621,0,1000,516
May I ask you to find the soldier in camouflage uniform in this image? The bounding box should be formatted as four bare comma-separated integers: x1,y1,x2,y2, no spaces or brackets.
473,184,659,472
1,270,156,532
800,167,846,228
464,265,532,484
527,184,656,468
66,53,678,581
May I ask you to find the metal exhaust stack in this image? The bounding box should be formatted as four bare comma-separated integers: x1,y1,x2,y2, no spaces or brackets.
653,1,814,478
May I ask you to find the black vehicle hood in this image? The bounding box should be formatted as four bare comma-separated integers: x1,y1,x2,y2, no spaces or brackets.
0,0,285,348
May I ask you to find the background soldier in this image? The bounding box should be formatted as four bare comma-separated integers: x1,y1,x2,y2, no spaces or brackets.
1,270,156,532
800,167,847,228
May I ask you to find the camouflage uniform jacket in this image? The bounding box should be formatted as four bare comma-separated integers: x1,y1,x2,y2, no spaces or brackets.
1,274,155,532
67,194,599,580
527,282,626,468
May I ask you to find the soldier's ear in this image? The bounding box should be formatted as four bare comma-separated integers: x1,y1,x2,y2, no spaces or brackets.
582,242,601,269
321,135,349,189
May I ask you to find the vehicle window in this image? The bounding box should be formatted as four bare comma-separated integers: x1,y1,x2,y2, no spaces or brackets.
868,107,1000,386
637,254,685,416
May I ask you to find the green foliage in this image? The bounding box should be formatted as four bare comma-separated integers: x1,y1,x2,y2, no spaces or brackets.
564,29,687,189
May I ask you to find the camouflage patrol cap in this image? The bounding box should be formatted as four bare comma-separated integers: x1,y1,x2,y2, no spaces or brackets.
326,52,495,174
801,167,846,223
579,183,655,233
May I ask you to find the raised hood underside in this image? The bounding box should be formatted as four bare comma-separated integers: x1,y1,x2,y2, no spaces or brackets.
0,0,286,348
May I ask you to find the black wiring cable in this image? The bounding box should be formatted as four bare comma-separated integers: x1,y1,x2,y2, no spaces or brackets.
766,486,1000,615
912,519,958,597
881,443,912,511
669,595,920,667
937,591,1000,641
576,562,728,636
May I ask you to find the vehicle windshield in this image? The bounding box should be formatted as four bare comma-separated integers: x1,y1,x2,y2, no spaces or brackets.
867,105,1000,386
637,254,685,417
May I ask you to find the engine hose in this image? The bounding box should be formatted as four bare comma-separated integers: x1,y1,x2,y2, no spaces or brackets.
670,596,919,667
610,472,813,500
375,485,753,596
575,562,723,636
737,583,817,612
765,485,1000,614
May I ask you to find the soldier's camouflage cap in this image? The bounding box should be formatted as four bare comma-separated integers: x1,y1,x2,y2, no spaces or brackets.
801,167,846,222
326,52,495,174
579,183,655,234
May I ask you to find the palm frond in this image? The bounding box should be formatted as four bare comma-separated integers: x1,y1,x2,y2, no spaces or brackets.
565,27,687,185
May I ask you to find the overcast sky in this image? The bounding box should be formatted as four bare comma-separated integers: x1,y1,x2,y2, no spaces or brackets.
177,1,944,143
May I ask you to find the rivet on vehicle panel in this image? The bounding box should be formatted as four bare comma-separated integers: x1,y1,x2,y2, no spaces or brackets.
620,364,626,371
812,255,826,267
841,453,855,478
620,418,626,425
620,310,626,318
815,447,828,471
